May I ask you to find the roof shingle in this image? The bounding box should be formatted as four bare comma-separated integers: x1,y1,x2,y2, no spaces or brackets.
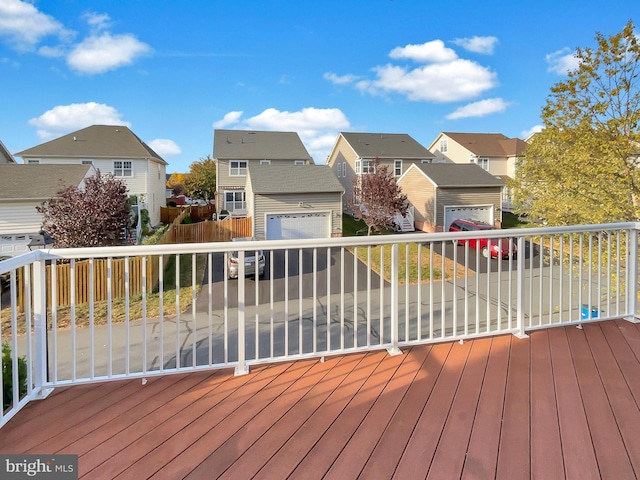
214,130,312,161
341,132,434,159
0,164,93,200
248,165,343,194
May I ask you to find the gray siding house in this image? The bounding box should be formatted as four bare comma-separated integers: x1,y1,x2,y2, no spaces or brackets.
246,165,343,239
214,129,313,215
397,163,504,232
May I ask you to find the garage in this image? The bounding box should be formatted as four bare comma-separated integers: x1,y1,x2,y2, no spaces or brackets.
0,234,33,257
444,205,493,231
266,212,331,240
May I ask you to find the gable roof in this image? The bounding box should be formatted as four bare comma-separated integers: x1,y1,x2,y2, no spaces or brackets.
214,130,312,161
440,132,527,157
0,140,16,163
247,165,343,194
340,132,434,159
401,163,505,188
0,164,93,200
15,125,168,165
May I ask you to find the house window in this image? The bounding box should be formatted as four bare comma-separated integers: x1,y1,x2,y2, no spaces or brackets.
260,160,271,165
27,159,40,164
229,160,248,176
394,160,402,177
421,159,432,164
114,160,133,177
336,164,342,178
82,160,93,165
224,190,246,211
356,159,375,175
294,160,306,165
439,138,448,153
478,158,489,171
342,162,347,178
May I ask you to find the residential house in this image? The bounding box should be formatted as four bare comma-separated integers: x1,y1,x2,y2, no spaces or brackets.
428,132,527,210
0,140,16,163
0,163,94,255
246,165,344,239
397,163,504,232
326,132,435,208
214,129,313,217
15,125,168,226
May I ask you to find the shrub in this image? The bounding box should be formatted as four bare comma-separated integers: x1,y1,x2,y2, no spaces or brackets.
182,215,193,224
2,342,27,410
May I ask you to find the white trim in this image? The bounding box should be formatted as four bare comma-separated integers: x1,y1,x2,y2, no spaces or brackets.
394,159,403,177
229,160,248,176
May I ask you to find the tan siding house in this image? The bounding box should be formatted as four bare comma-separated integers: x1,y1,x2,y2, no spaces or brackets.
326,132,435,208
15,125,168,226
246,165,343,239
398,163,504,232
214,130,313,215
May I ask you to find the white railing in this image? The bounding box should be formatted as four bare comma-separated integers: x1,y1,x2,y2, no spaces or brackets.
1,222,639,427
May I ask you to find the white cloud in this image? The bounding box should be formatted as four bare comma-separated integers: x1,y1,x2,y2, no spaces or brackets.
330,39,498,103
546,48,580,75
148,139,181,157
445,98,511,120
67,32,151,74
217,107,351,163
521,125,543,140
451,36,498,55
38,45,65,58
357,60,497,103
213,111,244,128
323,72,359,85
0,0,73,51
82,12,111,32
390,40,457,63
28,102,130,139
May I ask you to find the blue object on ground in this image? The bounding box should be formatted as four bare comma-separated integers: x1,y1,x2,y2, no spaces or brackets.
581,304,599,319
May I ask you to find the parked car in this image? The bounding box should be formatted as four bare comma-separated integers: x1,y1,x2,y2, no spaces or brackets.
448,219,517,259
227,238,265,279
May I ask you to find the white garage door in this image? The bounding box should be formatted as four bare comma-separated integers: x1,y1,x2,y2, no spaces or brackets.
0,234,33,257
444,205,493,231
266,212,331,240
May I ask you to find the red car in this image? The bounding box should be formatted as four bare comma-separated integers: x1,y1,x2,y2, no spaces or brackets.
448,219,517,259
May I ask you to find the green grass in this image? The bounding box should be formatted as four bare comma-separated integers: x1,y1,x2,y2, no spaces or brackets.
502,211,532,229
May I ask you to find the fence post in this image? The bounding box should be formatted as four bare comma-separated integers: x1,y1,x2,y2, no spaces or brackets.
235,250,249,375
387,243,402,356
32,254,53,400
625,227,640,322
515,236,529,338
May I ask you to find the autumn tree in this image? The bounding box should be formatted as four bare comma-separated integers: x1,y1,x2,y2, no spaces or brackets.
166,172,187,196
184,155,216,203
349,158,408,235
512,20,640,225
37,172,130,248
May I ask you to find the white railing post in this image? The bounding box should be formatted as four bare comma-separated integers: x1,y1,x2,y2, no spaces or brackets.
32,254,53,400
625,227,640,322
515,236,529,338
387,243,402,356
235,250,249,375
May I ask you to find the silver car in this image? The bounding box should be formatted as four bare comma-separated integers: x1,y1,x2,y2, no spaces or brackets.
227,238,265,279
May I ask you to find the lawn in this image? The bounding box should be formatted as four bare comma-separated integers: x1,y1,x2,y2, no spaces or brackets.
343,214,463,285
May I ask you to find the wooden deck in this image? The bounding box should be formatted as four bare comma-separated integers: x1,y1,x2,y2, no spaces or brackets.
2,319,640,479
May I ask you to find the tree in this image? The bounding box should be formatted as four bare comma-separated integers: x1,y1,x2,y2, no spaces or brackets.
512,20,640,225
166,172,187,196
184,155,216,203
37,171,130,248
349,158,408,235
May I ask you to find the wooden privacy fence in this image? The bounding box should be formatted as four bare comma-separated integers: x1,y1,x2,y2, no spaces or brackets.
160,204,215,224
18,257,153,310
161,217,253,244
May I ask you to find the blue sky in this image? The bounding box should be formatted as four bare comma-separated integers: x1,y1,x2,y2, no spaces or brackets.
1,0,638,172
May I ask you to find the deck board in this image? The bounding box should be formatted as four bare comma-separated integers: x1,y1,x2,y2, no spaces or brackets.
2,321,640,479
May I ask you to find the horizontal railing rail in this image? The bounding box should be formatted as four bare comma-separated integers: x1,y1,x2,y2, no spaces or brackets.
1,222,639,428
